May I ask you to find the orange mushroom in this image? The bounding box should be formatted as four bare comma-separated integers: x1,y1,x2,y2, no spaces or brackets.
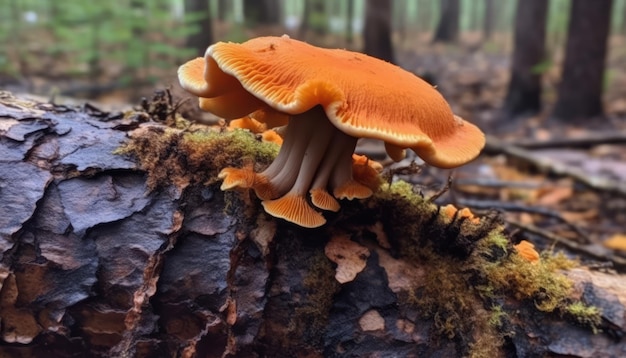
514,240,540,263
351,154,383,192
178,35,485,228
442,204,481,224
229,115,284,145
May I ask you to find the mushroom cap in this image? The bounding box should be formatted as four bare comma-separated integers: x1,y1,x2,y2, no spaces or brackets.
178,35,485,168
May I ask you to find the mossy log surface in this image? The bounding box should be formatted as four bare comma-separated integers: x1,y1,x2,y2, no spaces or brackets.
1,91,625,357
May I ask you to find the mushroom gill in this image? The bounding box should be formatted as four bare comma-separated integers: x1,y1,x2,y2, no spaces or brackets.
219,106,371,228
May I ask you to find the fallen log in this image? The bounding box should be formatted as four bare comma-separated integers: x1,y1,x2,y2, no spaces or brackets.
0,91,625,357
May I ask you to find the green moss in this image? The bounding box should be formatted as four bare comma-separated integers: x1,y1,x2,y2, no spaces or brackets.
365,179,596,354
564,301,602,333
119,126,278,190
296,250,340,338
487,305,507,327
480,249,579,312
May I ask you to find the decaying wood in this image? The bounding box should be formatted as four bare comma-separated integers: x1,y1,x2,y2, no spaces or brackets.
1,91,625,357
484,135,626,196
506,220,626,272
509,131,626,150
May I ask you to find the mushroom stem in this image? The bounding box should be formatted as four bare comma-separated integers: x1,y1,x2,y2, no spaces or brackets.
329,132,373,200
254,106,372,227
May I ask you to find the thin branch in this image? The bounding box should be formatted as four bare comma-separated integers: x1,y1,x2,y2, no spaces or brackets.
456,198,590,244
484,135,626,196
510,132,626,149
507,220,626,272
428,173,453,203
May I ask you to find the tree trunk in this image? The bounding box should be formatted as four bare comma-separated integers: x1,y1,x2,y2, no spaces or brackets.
299,0,326,38
502,0,548,118
363,0,394,63
432,0,460,43
185,0,213,57
217,0,230,21
483,0,494,40
394,0,407,44
622,1,626,35
552,0,613,122
345,0,354,45
1,91,625,357
244,0,281,26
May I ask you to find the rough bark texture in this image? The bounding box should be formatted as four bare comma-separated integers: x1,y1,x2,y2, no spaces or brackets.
1,91,626,357
552,0,613,121
503,0,548,118
363,0,394,63
432,0,460,43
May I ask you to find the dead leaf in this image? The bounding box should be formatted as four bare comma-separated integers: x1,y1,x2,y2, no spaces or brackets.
359,310,385,332
534,128,552,141
368,221,390,249
324,235,370,284
560,209,598,222
536,186,573,206
250,214,276,256
604,234,626,251
519,212,535,225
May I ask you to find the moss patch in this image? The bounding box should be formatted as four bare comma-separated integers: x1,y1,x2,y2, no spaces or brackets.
563,301,602,333
119,125,278,190
364,180,594,356
295,249,340,342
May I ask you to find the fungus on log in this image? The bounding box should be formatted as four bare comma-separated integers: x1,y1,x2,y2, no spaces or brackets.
1,92,625,357
178,35,485,227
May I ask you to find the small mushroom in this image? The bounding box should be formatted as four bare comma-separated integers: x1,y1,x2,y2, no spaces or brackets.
178,35,485,228
514,240,540,263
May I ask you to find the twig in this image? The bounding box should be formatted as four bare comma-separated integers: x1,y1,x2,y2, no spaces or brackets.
484,135,626,196
454,178,559,189
456,198,590,244
510,132,626,149
427,173,453,203
382,160,423,187
507,220,626,272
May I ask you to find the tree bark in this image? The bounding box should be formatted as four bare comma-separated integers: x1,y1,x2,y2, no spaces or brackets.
185,0,213,57
502,0,548,118
1,91,625,357
552,0,613,122
432,0,460,43
363,0,394,63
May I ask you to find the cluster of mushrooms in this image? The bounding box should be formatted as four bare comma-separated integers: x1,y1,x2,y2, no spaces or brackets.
178,35,485,228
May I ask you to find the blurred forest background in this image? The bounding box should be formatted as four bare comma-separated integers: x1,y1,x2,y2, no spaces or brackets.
1,0,625,124
2,0,626,265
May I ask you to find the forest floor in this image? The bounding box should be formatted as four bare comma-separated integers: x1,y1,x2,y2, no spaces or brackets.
383,33,626,272
3,29,626,272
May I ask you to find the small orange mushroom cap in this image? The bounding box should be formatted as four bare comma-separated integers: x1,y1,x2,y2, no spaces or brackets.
514,240,540,263
442,204,480,224
178,35,485,168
